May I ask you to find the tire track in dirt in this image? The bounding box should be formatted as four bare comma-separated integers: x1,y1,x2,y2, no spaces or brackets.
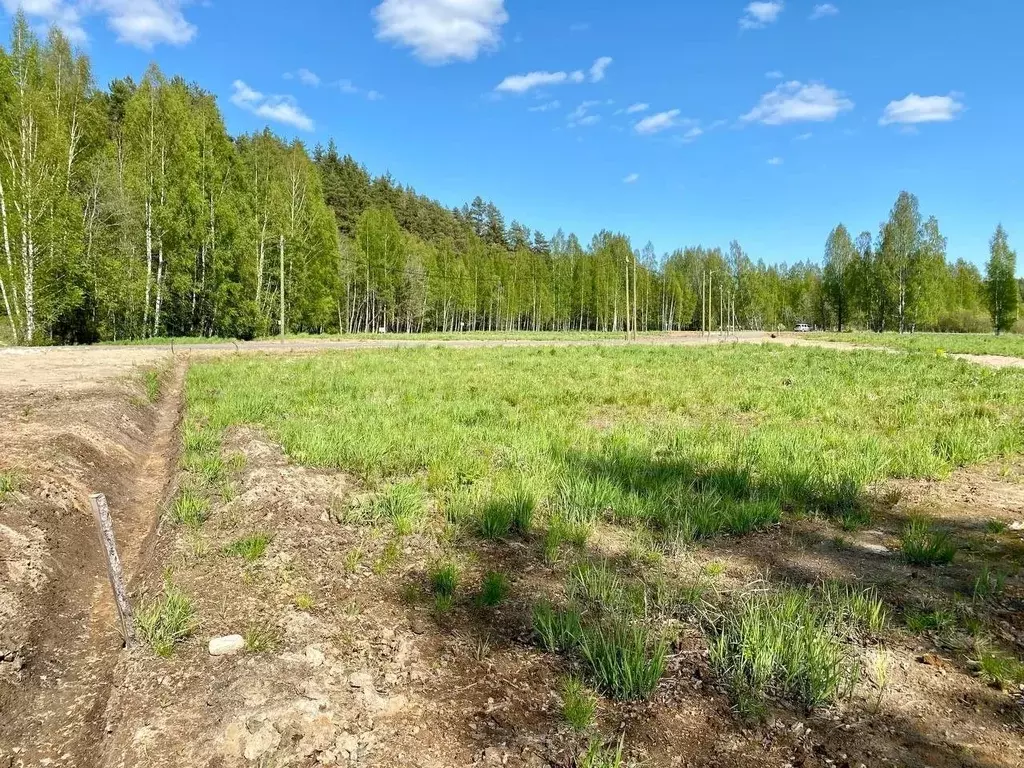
0,363,184,767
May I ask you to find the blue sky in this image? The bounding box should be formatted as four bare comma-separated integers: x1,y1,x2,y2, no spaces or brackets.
2,1,1022,272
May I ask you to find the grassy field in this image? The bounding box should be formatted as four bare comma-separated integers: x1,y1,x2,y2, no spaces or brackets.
809,330,1024,358
173,343,1024,758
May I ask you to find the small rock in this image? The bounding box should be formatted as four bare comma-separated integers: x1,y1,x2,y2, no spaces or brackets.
349,671,373,689
482,746,506,765
209,635,246,656
1009,521,1024,531
304,645,326,667
917,653,949,669
243,723,280,761
860,543,889,555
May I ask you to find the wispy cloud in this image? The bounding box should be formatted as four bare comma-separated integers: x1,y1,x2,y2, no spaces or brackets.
230,80,314,132
739,1,784,30
623,172,640,184
765,70,784,80
681,126,703,143
568,100,603,127
626,102,649,114
635,109,682,135
2,0,197,48
332,78,384,101
742,80,853,124
373,0,508,64
795,131,813,140
879,93,964,126
590,56,613,82
285,68,322,87
528,100,561,112
767,156,784,165
809,3,839,20
495,57,610,94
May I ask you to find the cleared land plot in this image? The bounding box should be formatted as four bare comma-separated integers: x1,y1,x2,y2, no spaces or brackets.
115,344,1024,767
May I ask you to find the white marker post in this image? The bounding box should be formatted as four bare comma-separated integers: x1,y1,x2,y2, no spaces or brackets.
89,493,134,646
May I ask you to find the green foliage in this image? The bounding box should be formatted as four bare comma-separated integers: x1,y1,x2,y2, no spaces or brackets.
900,518,957,565
903,607,957,634
976,651,1024,689
561,676,598,731
429,559,460,599
986,225,1019,335
171,486,210,528
223,532,274,562
0,471,19,499
707,586,883,715
143,369,162,402
244,624,280,653
134,583,198,657
578,736,626,768
576,620,668,701
478,571,510,607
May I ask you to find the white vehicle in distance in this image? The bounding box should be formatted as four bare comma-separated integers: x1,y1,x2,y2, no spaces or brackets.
794,323,812,333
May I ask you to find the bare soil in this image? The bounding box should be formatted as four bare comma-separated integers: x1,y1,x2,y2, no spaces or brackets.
1,336,1022,768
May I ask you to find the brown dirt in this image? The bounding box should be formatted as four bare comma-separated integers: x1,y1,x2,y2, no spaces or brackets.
1,336,1023,768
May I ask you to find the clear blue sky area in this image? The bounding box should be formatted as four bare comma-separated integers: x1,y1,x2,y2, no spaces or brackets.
3,1,1022,272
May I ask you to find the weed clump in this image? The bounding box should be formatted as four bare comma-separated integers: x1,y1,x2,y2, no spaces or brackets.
900,518,957,565
478,571,509,607
172,486,210,528
561,675,597,730
223,532,274,562
429,558,460,599
134,583,198,657
707,585,884,716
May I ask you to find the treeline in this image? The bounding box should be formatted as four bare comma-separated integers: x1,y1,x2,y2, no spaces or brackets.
0,16,1019,344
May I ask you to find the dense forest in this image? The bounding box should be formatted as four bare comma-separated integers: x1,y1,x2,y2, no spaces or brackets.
0,17,1019,344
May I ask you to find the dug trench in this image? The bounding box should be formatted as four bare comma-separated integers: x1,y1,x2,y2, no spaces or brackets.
0,360,185,767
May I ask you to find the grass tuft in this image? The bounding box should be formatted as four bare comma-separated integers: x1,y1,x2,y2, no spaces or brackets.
478,571,510,607
134,583,198,657
429,558,460,599
900,518,957,565
578,736,626,768
576,620,667,701
223,532,274,562
561,675,598,731
171,486,210,528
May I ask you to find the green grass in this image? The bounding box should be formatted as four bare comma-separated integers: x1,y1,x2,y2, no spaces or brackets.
0,470,19,500
134,583,198,657
707,585,885,716
478,571,510,607
183,345,1024,552
171,486,210,528
578,736,626,768
223,532,274,562
561,675,598,730
976,651,1024,689
429,558,460,599
244,623,280,653
903,606,958,635
808,331,1024,359
900,518,957,565
143,368,162,402
576,620,668,700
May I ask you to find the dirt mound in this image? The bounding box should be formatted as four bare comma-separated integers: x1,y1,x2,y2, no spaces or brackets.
0,365,183,767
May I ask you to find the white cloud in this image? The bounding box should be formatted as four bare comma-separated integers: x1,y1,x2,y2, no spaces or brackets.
372,0,508,64
810,3,838,20
742,80,853,124
337,79,359,94
495,57,607,94
230,80,314,132
681,126,703,143
589,56,612,82
496,70,572,93
332,78,384,101
623,172,639,184
366,90,384,101
740,1,784,30
795,131,813,140
879,93,964,126
635,109,681,135
767,156,784,165
528,100,560,112
765,70,784,79
625,102,649,114
576,114,600,127
3,0,196,47
296,68,320,87
567,100,602,127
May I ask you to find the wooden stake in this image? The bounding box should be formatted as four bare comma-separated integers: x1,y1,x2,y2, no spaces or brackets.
89,493,134,646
